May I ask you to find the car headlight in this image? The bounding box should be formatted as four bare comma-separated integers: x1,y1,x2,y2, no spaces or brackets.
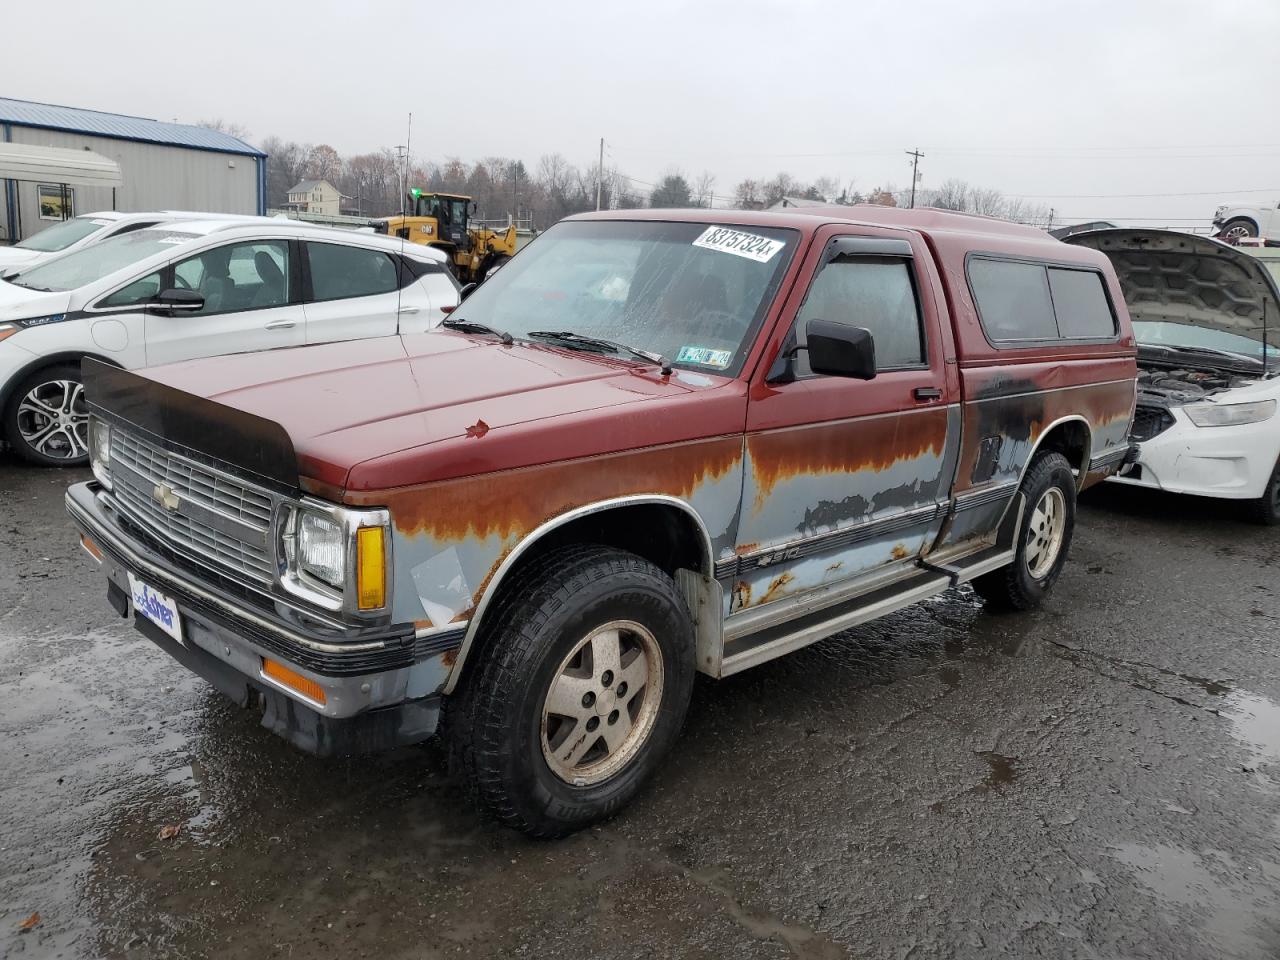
1184,399,1277,427
278,501,390,614
89,417,112,488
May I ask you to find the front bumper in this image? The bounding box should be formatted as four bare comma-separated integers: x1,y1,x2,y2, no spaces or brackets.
66,481,452,756
1112,407,1280,500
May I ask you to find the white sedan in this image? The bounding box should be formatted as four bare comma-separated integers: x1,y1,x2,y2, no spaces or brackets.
1067,229,1280,523
0,219,457,465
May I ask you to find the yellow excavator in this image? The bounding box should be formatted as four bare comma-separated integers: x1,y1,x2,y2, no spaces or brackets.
371,189,518,283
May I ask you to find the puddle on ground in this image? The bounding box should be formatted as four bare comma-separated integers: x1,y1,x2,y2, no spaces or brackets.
1110,841,1279,957
972,751,1020,794
1223,689,1280,773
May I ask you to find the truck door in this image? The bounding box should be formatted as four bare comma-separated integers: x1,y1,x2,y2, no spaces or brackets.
730,228,960,614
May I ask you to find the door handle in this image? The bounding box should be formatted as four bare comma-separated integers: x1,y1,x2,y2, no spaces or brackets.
398,306,421,315
913,387,942,402
264,319,297,330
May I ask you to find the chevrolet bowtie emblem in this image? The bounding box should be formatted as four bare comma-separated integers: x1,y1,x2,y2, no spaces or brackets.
153,483,181,513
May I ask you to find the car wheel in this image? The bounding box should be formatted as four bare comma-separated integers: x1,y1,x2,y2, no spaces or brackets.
448,545,695,837
972,451,1076,610
1218,218,1258,243
1244,461,1280,525
3,363,90,467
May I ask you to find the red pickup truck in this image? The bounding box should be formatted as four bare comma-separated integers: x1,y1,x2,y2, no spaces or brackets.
68,207,1137,835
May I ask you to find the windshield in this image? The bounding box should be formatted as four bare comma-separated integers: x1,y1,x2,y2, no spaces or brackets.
454,220,797,374
15,216,110,252
1133,320,1276,364
7,229,198,292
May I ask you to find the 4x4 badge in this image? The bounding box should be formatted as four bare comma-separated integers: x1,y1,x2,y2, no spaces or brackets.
153,483,181,513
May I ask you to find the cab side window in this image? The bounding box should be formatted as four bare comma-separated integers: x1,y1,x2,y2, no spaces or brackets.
306,242,399,301
100,271,162,308
969,257,1116,342
794,256,925,375
173,241,290,316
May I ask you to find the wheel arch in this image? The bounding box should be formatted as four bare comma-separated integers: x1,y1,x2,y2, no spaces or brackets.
1031,415,1093,491
442,495,715,695
1,350,122,413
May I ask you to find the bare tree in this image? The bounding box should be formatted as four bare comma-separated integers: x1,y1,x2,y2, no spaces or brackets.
734,179,763,209
198,118,252,141
929,178,971,212
691,171,717,208
969,187,1005,217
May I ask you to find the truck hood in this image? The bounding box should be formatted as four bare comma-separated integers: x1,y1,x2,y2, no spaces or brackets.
1064,229,1280,350
133,331,741,493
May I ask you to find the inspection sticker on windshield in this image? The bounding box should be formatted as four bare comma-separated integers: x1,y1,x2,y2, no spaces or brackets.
676,345,733,368
692,226,785,263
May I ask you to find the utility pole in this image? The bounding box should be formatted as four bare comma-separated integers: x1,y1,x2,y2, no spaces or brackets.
905,148,924,208
596,137,605,211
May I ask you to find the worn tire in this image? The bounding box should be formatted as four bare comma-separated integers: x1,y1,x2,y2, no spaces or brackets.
3,362,90,467
1218,218,1258,243
972,451,1076,610
447,545,695,838
1244,460,1280,525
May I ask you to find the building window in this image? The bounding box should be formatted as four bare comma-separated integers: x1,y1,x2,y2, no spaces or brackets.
37,184,75,221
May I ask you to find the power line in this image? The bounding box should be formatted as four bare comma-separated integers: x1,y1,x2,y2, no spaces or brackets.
1010,187,1280,199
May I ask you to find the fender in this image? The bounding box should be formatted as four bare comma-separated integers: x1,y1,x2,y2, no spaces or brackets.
0,350,122,411
441,494,716,695
991,414,1093,532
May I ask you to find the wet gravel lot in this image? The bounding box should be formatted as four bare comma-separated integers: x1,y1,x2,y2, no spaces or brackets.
2,455,1278,960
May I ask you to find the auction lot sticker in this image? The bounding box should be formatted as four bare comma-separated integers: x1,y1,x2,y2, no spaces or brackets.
692,226,785,263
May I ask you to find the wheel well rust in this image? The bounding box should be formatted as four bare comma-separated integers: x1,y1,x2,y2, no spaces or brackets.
444,500,711,694
1034,419,1091,487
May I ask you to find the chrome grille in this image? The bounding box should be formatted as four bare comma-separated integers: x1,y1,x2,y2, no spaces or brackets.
108,429,278,584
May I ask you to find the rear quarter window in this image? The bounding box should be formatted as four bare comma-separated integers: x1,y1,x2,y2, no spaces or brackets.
1047,267,1116,338
969,257,1117,344
968,259,1057,341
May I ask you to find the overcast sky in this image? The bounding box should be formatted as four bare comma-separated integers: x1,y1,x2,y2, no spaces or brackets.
6,0,1279,225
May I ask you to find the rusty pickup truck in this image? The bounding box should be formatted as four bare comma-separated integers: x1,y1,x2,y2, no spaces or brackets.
67,207,1137,836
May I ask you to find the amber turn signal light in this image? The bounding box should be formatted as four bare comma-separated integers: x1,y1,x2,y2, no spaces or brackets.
356,526,386,610
262,658,327,705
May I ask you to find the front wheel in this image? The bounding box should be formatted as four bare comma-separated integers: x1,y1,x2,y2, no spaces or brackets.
1244,461,1280,525
1218,218,1258,243
448,545,695,837
972,451,1076,610
3,363,90,466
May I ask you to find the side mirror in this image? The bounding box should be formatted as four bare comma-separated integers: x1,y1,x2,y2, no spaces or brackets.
805,319,876,380
151,288,204,314
458,282,477,302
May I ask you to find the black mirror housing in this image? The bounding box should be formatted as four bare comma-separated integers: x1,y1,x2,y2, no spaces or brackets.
458,282,478,301
152,288,204,314
805,319,876,380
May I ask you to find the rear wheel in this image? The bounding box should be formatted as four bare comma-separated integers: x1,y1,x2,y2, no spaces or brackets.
447,545,695,837
972,451,1076,610
1218,218,1258,243
3,363,90,466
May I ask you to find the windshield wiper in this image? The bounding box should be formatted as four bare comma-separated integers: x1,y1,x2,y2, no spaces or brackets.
5,278,51,291
527,330,672,374
441,318,513,344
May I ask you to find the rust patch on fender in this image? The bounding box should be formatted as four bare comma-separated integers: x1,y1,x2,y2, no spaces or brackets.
356,436,743,541
825,560,844,573
732,580,752,610
891,543,910,561
441,648,459,668
748,409,948,511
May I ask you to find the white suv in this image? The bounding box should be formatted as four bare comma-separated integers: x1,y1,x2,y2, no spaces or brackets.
0,219,457,465
1212,200,1280,244
0,210,262,273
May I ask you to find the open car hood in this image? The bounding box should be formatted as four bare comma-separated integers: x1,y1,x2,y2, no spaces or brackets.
1064,229,1280,350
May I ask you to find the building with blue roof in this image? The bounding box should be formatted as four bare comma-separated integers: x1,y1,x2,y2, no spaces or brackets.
1,98,268,242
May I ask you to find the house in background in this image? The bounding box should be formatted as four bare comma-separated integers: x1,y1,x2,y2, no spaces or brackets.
285,179,342,216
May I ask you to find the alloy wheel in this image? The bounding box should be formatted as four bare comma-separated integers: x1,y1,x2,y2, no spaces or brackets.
541,619,664,786
16,378,88,461
1025,486,1067,579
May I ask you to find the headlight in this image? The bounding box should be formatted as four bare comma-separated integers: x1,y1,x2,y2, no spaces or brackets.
1184,399,1277,427
278,500,391,614
298,511,345,587
89,417,112,489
